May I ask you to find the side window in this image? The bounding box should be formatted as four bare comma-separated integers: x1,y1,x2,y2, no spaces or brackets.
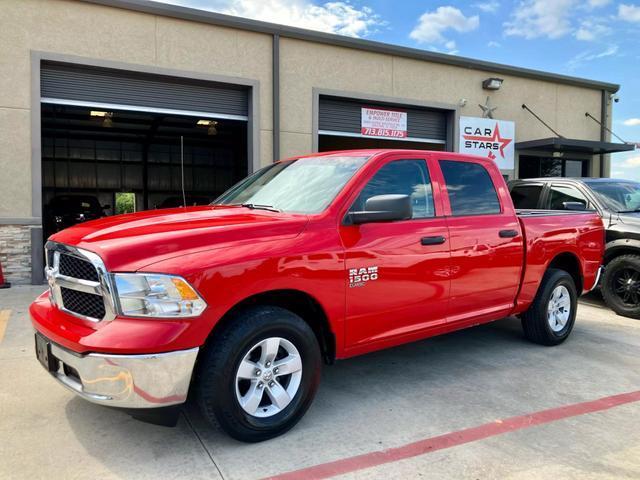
350,159,434,219
440,160,501,215
510,184,543,209
548,185,589,210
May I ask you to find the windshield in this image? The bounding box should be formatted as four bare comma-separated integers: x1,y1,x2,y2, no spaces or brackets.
215,156,369,214
589,181,640,213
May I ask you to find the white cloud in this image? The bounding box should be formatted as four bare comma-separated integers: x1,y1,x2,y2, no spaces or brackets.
410,6,479,46
567,44,619,69
586,0,611,8
473,1,500,13
612,153,640,180
504,0,576,39
623,118,640,126
575,18,611,41
619,4,640,22
157,0,385,37
487,40,501,47
625,156,640,167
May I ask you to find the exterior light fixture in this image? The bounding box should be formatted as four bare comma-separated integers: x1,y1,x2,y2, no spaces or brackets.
197,119,218,135
482,77,503,90
90,110,111,117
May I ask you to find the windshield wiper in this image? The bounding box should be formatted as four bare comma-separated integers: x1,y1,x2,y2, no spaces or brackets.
233,203,282,212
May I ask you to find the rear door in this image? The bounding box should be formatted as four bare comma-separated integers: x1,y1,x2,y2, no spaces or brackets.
340,155,450,348
437,158,524,323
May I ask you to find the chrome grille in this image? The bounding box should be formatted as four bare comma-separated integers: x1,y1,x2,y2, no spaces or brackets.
60,287,106,319
44,242,116,322
59,254,99,282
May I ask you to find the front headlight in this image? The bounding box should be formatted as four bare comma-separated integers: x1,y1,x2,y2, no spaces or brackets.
113,273,207,318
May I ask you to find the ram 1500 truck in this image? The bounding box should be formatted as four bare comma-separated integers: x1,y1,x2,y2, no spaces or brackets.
31,150,604,442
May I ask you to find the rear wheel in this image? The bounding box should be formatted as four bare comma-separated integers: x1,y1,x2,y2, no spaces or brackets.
195,306,322,442
601,254,640,319
521,268,577,346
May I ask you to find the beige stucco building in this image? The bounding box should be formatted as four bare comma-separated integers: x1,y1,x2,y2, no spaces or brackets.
0,0,632,285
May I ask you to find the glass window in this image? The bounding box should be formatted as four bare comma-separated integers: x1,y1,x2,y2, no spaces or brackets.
440,160,501,215
511,184,543,209
350,159,434,219
548,185,589,210
216,155,369,214
588,181,640,213
565,160,583,177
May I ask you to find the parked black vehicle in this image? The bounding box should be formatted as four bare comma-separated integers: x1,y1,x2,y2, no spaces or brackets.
509,177,640,319
43,195,110,238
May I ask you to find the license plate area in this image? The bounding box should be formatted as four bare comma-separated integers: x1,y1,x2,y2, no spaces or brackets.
35,333,58,372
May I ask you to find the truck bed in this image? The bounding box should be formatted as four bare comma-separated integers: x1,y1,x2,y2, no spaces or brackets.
513,210,604,314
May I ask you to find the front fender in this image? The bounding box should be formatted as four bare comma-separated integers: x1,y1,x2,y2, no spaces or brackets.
605,238,640,262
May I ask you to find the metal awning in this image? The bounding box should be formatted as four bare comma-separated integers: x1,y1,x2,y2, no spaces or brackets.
515,137,635,154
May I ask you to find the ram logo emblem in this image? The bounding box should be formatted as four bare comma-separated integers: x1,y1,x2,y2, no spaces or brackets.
349,266,379,288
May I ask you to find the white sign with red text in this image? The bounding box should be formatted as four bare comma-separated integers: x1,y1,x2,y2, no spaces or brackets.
459,116,515,170
361,107,408,138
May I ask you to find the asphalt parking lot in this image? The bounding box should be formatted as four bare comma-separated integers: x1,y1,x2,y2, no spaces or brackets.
1,286,639,480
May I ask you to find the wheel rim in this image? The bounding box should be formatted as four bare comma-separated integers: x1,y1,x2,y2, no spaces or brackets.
547,285,571,332
611,267,640,307
235,337,303,418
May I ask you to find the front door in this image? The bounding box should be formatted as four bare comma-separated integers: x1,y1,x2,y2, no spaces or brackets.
340,156,450,348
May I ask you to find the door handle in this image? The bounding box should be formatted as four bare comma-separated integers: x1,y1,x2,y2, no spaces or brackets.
421,236,446,246
499,229,519,238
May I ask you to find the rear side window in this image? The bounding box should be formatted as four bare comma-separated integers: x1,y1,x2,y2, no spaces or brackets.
510,184,543,209
440,160,501,216
351,159,434,218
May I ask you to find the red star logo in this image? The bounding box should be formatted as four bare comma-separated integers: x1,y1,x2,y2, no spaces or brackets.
463,123,512,159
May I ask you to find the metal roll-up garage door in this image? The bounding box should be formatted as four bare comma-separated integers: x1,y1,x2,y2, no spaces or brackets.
319,96,448,144
41,61,248,120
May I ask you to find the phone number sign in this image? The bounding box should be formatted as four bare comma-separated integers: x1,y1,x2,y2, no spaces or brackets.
361,107,408,138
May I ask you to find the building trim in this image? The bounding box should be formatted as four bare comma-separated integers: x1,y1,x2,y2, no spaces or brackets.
0,217,43,226
41,98,249,121
317,130,447,145
30,50,261,283
81,0,620,93
273,34,280,162
312,88,458,153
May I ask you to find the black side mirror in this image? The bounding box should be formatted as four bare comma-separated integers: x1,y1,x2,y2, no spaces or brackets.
102,204,112,210
562,201,586,211
348,194,412,225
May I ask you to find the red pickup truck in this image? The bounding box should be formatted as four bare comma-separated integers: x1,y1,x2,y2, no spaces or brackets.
31,149,604,441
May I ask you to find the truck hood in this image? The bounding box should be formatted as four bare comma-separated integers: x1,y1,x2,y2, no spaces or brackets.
49,206,309,271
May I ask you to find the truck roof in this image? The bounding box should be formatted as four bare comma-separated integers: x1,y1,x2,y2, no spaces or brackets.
287,149,489,163
511,177,639,185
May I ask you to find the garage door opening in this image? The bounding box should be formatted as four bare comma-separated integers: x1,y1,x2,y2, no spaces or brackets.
41,103,247,240
317,95,451,153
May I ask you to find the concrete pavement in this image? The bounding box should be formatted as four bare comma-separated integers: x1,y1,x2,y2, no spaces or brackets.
1,286,638,479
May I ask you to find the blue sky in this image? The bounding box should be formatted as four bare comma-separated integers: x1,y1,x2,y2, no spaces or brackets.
158,0,640,179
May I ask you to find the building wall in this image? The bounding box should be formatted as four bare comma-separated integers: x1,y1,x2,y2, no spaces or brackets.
0,0,612,283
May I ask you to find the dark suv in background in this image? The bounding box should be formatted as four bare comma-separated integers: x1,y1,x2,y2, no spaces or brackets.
509,178,640,319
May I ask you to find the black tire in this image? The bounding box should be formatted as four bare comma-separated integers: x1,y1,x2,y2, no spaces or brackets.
601,254,640,319
195,306,322,442
521,268,578,346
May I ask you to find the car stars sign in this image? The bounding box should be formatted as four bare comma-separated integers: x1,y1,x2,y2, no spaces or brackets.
361,107,408,138
459,116,515,170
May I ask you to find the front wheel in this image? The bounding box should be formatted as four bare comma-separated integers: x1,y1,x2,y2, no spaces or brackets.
195,306,322,442
601,254,640,319
521,268,578,346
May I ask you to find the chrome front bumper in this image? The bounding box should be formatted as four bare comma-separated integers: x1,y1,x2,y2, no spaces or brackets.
39,336,198,409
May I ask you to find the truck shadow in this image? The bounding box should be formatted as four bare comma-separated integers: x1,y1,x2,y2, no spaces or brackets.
63,313,636,480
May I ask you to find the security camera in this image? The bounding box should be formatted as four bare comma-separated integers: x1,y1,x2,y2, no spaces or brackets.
610,94,620,103
459,98,467,107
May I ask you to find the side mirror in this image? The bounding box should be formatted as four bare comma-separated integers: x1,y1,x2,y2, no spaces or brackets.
348,194,412,225
562,201,586,211
102,204,112,210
